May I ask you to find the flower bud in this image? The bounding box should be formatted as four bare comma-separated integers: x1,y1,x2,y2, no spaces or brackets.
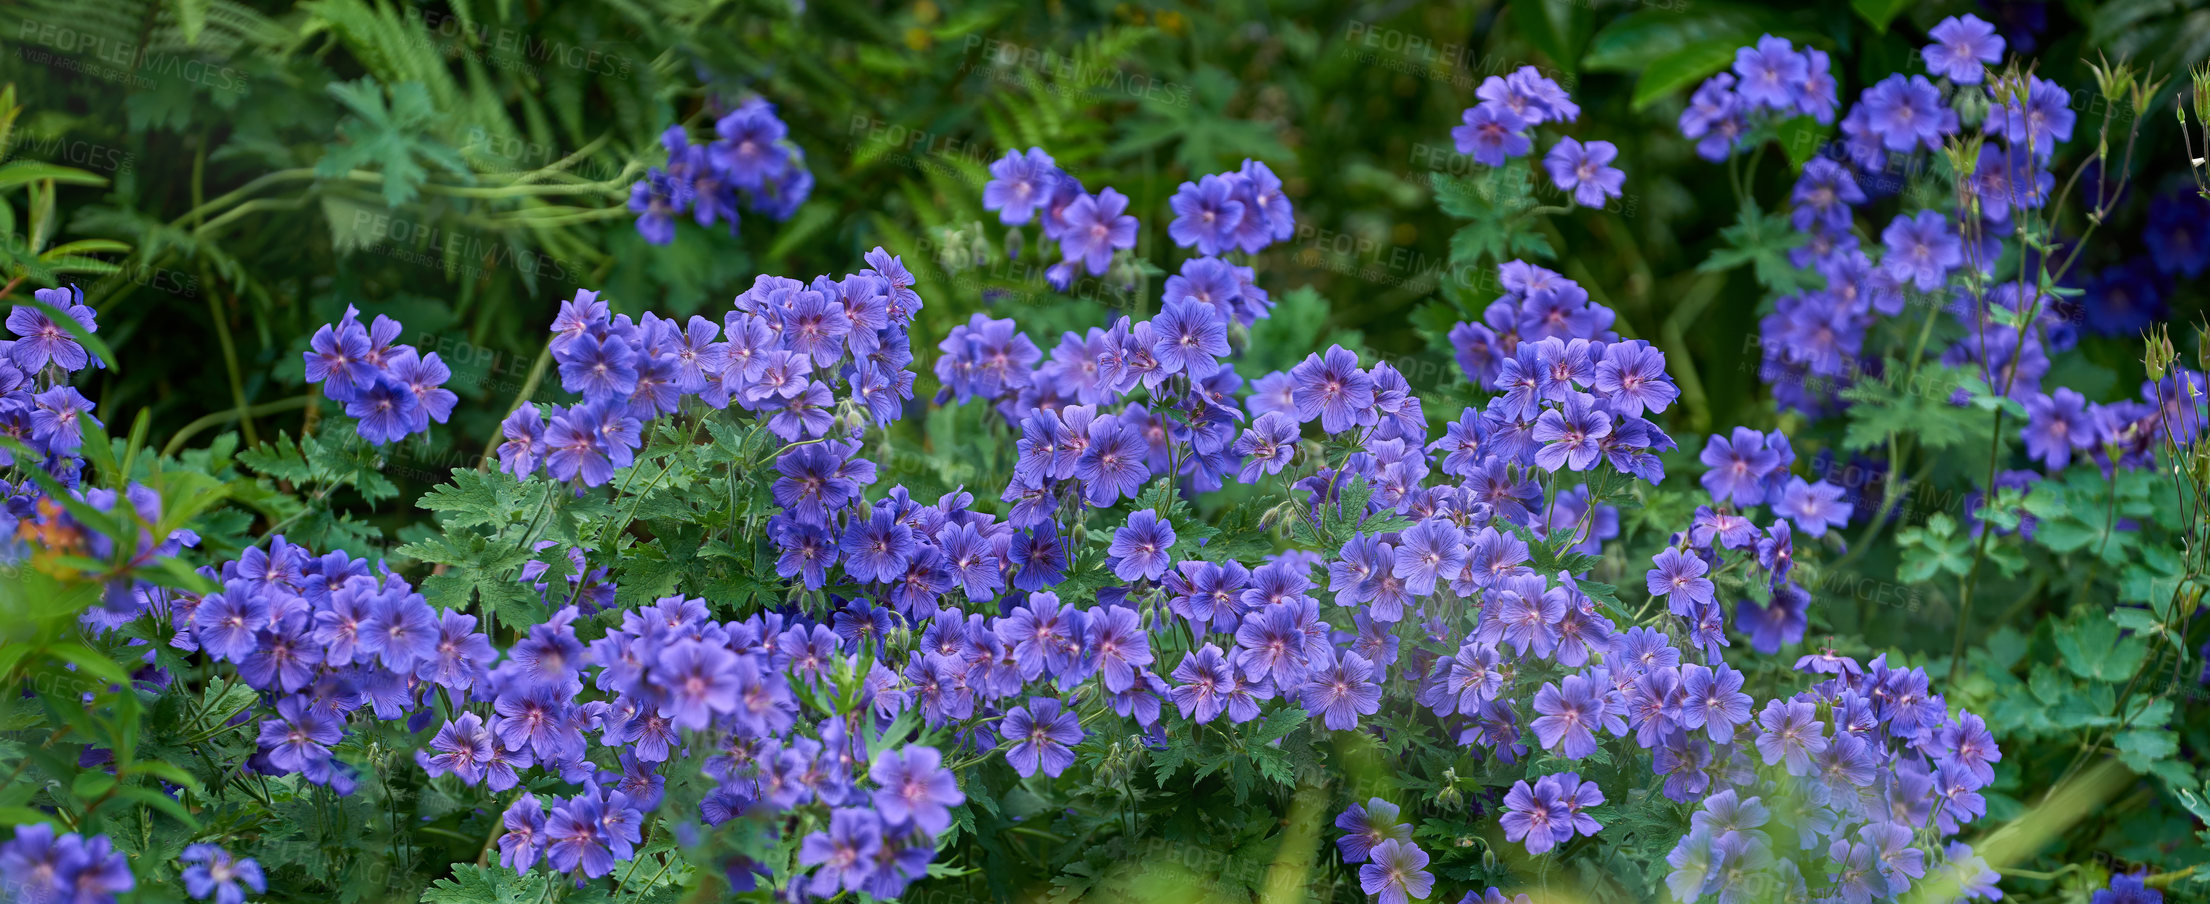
2192,62,2210,128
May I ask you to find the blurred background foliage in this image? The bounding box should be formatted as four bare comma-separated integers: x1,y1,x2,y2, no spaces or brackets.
11,0,2205,457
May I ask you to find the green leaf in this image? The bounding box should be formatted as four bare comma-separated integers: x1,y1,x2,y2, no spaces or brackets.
420,864,550,904
1632,41,1739,111
0,160,109,190
1851,0,1911,32
2052,616,2149,683
416,470,548,534
1584,3,1783,74
2115,728,2179,774
317,80,473,208
1696,200,1809,291
1511,0,1590,75
1435,163,1556,269
1895,513,1973,583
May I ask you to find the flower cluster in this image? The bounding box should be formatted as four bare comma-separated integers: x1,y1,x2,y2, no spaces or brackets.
1,288,104,472
2,293,202,632
1451,67,1625,209
168,534,491,791
630,97,813,245
470,595,962,897
0,824,135,904
301,305,457,445
1695,25,2209,485
1443,263,1677,484
1679,35,1839,162
1675,426,1857,653
1333,799,1433,904
981,147,1138,288
1660,653,2004,904
497,249,921,486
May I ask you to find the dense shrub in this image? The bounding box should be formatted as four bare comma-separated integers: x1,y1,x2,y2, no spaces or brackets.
2,3,2208,904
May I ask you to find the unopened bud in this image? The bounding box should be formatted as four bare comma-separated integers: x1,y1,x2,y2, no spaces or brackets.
2191,62,2210,127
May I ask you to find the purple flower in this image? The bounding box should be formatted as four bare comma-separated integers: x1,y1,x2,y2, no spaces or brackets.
1009,525,1070,591
983,147,1061,225
1532,397,1610,472
258,695,342,774
1234,411,1301,482
1359,840,1434,904
387,349,456,430
1860,74,1959,153
303,321,376,401
1698,427,1782,506
416,609,492,690
1531,674,1605,759
1934,712,2002,789
781,288,853,366
1452,105,1530,167
1752,698,1828,777
1151,297,1230,378
1489,574,1564,658
1680,662,1754,743
1169,643,1236,723
8,291,98,373
1167,173,1247,256
1059,187,1139,275
359,593,438,672
496,403,546,479
1289,345,1374,434
939,522,1003,600
1680,74,1745,161
193,586,269,662
1334,798,1414,863
1499,778,1571,855
1231,159,1295,253
1988,76,2075,158
1299,647,1382,730
1774,477,1854,537
2022,387,2096,470
2093,872,2162,904
1088,604,1155,693
425,712,494,784
544,404,615,487
1075,416,1151,506
53,833,134,903
841,507,918,584
498,795,548,871
1666,829,1720,902
1881,210,1964,292
556,331,639,401
656,639,741,730
1733,35,1808,111
799,809,885,897
180,844,266,904
871,745,964,835
1392,518,1466,597
1593,341,1677,417
1001,696,1084,777
1924,14,2004,83
345,376,419,445
1108,509,1178,582
1646,547,1715,613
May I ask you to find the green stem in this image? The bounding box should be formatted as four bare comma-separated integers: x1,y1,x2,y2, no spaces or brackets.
164,395,317,459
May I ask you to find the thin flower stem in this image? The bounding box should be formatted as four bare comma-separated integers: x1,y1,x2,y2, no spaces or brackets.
161,394,315,458
203,287,259,447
